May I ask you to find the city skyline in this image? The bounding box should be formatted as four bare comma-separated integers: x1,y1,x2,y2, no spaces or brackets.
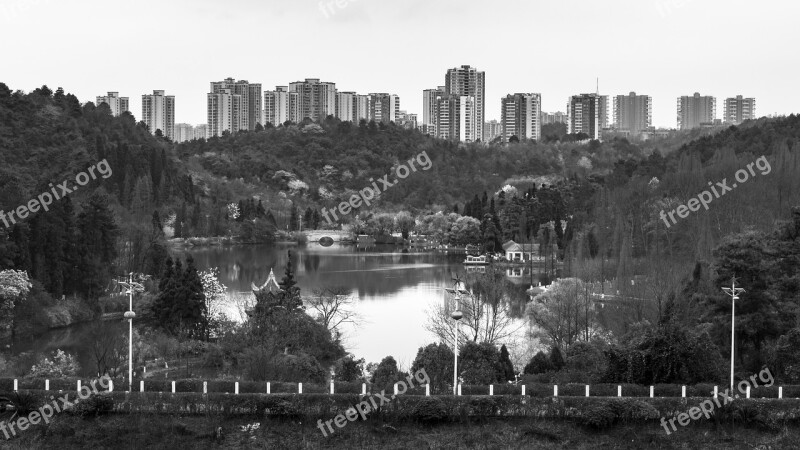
2,0,796,130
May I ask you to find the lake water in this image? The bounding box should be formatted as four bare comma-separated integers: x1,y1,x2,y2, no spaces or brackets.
5,243,544,375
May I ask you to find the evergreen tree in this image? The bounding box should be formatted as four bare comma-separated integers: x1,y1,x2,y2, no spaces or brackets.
499,344,515,382
77,191,119,302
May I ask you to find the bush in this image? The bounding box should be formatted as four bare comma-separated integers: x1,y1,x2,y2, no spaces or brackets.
523,351,552,375
71,394,114,418
410,397,448,424
27,350,79,378
581,403,617,429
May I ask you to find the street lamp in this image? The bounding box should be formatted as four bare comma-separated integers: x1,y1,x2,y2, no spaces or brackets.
450,309,463,395
444,276,469,396
721,276,745,395
118,273,143,392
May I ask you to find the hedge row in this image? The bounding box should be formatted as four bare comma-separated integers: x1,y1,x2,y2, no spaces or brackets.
3,390,800,430
2,378,798,398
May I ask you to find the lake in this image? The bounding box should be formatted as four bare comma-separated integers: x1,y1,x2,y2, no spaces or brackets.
5,243,544,375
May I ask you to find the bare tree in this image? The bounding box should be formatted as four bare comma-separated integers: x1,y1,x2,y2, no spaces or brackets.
426,269,522,347
527,277,598,350
305,286,361,339
88,321,125,377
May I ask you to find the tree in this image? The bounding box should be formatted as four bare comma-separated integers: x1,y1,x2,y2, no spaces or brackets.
27,349,79,378
0,270,32,336
459,341,502,384
199,267,228,340
523,351,552,375
370,356,405,391
498,344,515,381
411,343,454,394
305,286,360,340
527,277,598,349
336,355,365,382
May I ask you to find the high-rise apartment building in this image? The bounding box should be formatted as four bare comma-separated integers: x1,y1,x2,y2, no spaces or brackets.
264,86,289,126
208,78,261,134
445,65,485,141
501,93,542,143
436,95,477,142
724,95,756,124
354,94,370,123
207,88,240,138
288,78,336,122
613,92,652,137
396,111,417,129
422,86,445,130
96,92,129,116
677,93,716,130
194,124,207,139
369,93,400,124
174,123,195,143
598,95,609,129
336,91,356,122
484,120,503,142
141,90,175,139
540,111,567,125
567,93,604,140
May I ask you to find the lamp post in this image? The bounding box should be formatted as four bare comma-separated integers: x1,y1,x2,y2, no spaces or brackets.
450,309,463,395
118,273,142,392
721,276,745,395
444,277,469,396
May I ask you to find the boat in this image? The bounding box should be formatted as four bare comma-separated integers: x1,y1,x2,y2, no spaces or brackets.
463,255,490,265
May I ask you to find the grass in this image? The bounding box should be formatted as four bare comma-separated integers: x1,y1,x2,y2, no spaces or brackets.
0,414,796,449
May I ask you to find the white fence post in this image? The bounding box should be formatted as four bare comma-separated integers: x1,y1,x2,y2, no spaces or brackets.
140,380,144,392
77,380,81,393
779,386,783,399
45,380,49,391
361,383,366,395
650,386,654,398
394,383,398,396
109,380,113,392
172,381,176,394
267,382,271,394
490,385,494,396
425,384,430,396
554,385,558,397
521,385,526,396
203,381,207,394
585,385,590,397
330,381,334,395
714,386,718,399
617,385,622,397
681,386,686,398
457,384,461,396
235,382,239,395
298,383,303,394
746,386,750,399
13,379,17,392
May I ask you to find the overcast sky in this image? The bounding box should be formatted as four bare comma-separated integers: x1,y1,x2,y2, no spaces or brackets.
1,0,797,128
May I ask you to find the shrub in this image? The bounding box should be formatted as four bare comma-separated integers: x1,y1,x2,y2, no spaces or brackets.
410,397,448,424
581,403,617,429
71,394,114,418
524,351,552,375
27,350,79,378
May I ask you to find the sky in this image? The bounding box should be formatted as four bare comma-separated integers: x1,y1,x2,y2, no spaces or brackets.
1,0,797,129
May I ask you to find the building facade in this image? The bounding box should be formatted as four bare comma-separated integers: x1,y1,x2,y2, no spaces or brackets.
422,86,445,131
369,93,399,124
174,123,195,143
445,65,485,141
207,88,239,138
336,91,356,122
436,95,477,142
540,111,567,124
484,120,503,142
567,93,603,140
141,90,175,139
96,92,129,116
264,86,289,126
209,78,261,132
613,92,652,138
677,93,716,130
724,95,756,124
288,78,336,122
501,93,541,143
